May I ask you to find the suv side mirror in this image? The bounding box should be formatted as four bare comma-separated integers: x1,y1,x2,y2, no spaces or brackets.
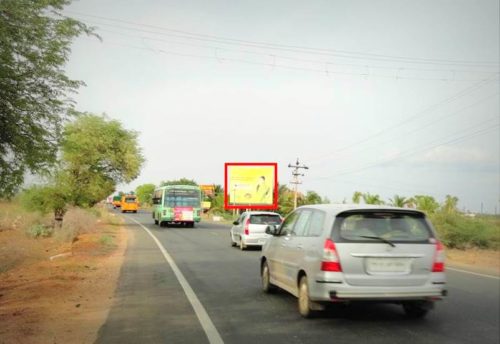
233,221,239,225
265,225,279,236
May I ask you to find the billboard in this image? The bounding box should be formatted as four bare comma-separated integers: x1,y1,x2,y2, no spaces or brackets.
224,162,278,209
200,184,215,197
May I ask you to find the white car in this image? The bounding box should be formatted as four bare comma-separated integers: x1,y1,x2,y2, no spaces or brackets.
230,211,283,250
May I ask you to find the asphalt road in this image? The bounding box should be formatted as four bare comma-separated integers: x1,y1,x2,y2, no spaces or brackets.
95,209,500,344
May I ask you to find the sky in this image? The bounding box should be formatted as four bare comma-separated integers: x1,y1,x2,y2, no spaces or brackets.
62,0,499,213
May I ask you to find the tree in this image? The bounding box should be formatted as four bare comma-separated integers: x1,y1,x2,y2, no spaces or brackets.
22,114,144,226
413,195,440,214
362,193,384,205
136,183,156,206
352,191,363,204
442,195,459,214
389,195,410,208
0,0,94,197
160,178,198,186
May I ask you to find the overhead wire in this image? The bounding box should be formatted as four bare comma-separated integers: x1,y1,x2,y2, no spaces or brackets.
95,27,497,76
309,91,500,168
310,120,499,180
66,10,500,67
307,76,499,165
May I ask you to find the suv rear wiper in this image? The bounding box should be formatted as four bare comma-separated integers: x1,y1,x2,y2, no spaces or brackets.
359,235,396,247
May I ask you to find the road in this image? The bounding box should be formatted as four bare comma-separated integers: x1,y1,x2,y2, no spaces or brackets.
95,210,500,344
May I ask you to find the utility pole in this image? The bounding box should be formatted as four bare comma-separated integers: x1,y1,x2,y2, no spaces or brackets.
288,158,309,210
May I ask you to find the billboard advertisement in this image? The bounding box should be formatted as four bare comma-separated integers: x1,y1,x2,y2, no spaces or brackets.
200,184,215,197
224,162,278,209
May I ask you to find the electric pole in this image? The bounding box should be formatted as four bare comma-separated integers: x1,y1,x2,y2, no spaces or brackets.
288,158,309,210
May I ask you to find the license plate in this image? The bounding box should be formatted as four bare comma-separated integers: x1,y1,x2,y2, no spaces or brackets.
182,211,193,221
366,257,413,274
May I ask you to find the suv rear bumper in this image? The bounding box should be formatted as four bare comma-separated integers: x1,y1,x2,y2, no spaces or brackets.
309,276,446,301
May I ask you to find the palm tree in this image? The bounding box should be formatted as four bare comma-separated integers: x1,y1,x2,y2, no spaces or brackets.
352,191,363,204
413,195,439,214
389,194,409,208
362,193,384,205
442,195,459,213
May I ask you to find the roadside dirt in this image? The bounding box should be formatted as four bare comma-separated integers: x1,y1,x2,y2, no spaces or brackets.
0,222,127,344
446,248,499,276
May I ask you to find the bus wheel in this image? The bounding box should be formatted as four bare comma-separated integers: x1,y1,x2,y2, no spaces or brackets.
154,219,158,225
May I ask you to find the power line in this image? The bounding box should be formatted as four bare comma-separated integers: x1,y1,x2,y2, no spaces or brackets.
95,27,497,76
310,91,499,167
84,38,498,82
311,121,499,180
307,77,498,164
67,10,500,68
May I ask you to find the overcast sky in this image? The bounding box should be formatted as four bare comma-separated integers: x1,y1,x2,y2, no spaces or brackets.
63,0,499,213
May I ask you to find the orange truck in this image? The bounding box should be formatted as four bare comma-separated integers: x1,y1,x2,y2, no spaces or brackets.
121,194,139,213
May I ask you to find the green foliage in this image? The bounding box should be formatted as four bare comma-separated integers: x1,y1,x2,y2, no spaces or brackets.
389,195,411,208
160,178,198,186
99,234,113,246
430,212,499,249
413,195,440,214
21,183,68,219
20,114,144,226
135,183,156,206
352,191,363,204
441,194,459,214
362,193,384,205
27,224,53,238
0,0,95,197
61,113,144,207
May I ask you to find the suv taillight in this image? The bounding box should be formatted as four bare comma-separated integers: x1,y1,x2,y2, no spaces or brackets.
244,218,250,235
321,239,342,272
432,240,445,272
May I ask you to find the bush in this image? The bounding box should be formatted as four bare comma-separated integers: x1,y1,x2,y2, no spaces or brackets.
56,208,98,242
27,224,53,238
431,212,500,250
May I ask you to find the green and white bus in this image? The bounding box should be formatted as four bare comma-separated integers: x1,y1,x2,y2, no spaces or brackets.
152,185,202,227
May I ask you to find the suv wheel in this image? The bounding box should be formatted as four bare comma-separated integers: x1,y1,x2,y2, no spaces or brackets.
298,276,315,318
261,261,275,293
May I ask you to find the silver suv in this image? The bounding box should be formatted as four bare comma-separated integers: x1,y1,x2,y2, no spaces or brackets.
260,204,447,318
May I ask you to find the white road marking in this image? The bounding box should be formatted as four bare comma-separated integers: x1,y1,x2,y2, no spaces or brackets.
447,267,500,280
129,217,224,344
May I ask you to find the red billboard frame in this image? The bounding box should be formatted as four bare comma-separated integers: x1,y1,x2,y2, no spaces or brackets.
224,162,278,210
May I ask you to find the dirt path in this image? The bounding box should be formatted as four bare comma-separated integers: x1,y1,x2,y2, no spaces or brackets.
0,223,127,344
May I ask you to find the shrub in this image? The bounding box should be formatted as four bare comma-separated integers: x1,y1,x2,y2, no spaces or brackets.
430,212,500,250
27,224,53,238
56,208,98,242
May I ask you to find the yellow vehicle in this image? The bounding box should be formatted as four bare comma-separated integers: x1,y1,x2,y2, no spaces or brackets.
121,194,139,213
112,195,122,208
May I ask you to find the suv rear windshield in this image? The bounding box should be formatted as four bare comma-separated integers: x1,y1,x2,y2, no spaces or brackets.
249,214,281,225
333,211,433,243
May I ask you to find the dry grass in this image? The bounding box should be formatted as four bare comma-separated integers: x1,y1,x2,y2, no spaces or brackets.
0,200,51,233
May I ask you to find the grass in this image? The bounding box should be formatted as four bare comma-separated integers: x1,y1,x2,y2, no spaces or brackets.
430,212,500,250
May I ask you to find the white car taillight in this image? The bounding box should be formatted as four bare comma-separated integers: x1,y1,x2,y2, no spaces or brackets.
244,218,250,235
